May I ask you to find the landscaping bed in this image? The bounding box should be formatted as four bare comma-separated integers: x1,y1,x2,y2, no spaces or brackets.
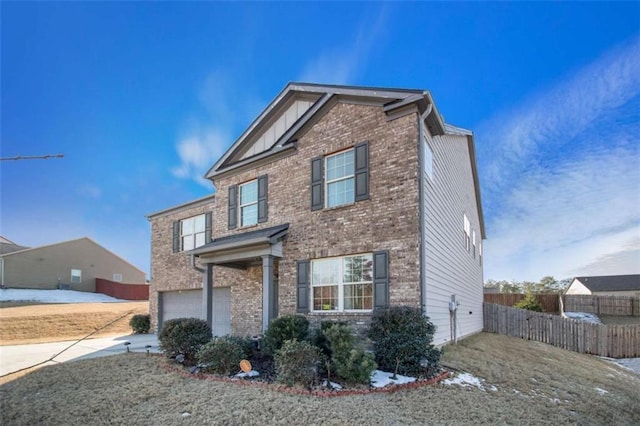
2,333,639,425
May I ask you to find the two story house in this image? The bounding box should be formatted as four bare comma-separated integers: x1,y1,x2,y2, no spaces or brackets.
147,82,485,346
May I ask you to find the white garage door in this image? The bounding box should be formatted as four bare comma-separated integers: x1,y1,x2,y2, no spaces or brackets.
161,290,204,324
212,287,231,337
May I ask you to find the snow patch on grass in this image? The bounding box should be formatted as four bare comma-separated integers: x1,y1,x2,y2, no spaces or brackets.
0,289,124,304
443,372,497,391
562,312,602,324
594,387,608,396
370,370,416,388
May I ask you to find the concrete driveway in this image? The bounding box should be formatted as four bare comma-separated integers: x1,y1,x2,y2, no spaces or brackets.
0,334,160,377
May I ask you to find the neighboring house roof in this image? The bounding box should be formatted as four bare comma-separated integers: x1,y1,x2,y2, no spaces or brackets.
0,237,144,273
572,274,640,293
0,237,30,255
0,236,17,244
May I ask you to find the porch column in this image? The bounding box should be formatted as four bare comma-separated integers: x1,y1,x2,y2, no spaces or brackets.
203,264,213,329
262,255,275,332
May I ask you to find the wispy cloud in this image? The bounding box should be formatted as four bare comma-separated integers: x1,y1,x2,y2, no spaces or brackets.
479,37,640,281
76,183,102,199
299,6,388,84
171,71,264,189
172,131,229,188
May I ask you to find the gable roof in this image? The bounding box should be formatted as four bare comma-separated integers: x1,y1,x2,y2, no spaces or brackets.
573,274,640,292
203,82,485,239
205,82,447,181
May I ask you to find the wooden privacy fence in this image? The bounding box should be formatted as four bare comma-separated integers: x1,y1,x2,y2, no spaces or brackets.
563,295,640,316
483,293,560,313
96,278,149,301
483,303,640,358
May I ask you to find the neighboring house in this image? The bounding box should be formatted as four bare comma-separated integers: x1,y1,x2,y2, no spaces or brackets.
565,274,640,297
0,237,146,292
148,82,485,346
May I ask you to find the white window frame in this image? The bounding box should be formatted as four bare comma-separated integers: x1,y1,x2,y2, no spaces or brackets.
113,273,123,282
472,230,476,258
181,214,206,251
325,149,355,208
463,214,471,252
239,179,258,227
311,253,373,313
71,269,82,284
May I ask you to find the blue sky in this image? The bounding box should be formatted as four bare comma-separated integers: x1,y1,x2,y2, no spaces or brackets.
1,2,638,282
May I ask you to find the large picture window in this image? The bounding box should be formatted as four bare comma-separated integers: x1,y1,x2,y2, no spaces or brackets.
181,214,206,251
311,254,373,312
239,180,258,227
325,150,355,208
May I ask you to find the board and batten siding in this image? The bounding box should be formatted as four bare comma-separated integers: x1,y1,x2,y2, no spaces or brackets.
421,126,484,346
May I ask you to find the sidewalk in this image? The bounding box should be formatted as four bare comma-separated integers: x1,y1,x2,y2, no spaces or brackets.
0,334,160,377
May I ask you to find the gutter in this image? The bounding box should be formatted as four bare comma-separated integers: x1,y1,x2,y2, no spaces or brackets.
418,104,433,316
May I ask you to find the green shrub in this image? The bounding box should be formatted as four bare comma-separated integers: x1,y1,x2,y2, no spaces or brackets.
325,324,376,385
197,336,248,376
263,314,309,354
515,291,544,312
129,314,150,334
158,318,212,365
311,321,347,359
275,339,324,388
368,306,441,377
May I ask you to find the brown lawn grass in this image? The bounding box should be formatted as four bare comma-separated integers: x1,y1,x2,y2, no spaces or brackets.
0,302,148,345
1,332,638,425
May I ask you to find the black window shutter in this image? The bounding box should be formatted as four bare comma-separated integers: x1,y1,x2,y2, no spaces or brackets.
311,157,324,211
373,250,389,309
204,212,212,243
296,260,310,313
354,142,369,202
172,221,180,253
228,185,238,230
257,175,268,223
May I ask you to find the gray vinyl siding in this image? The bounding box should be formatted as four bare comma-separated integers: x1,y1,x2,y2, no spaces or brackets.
422,128,483,346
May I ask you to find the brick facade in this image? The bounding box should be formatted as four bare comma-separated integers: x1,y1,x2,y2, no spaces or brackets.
151,101,424,335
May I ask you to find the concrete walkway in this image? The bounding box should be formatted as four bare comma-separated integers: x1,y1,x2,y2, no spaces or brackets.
0,334,160,377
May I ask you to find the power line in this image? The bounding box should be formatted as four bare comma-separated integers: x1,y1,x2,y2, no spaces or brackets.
0,154,64,161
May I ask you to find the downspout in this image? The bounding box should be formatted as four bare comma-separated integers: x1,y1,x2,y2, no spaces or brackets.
418,103,433,316
191,254,205,273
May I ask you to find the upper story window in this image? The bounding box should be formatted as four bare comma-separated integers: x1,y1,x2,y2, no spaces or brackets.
326,150,355,207
228,175,268,230
181,215,206,251
173,212,212,253
240,180,258,226
311,142,369,211
311,253,373,312
463,214,471,252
